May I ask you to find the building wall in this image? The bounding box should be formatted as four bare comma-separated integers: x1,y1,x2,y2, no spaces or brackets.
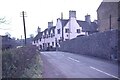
33,10,98,50
97,2,119,32
64,18,85,40
40,33,56,49
119,2,120,30
55,19,62,39
59,30,118,60
55,19,63,46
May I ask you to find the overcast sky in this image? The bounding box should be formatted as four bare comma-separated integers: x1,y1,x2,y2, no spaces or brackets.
0,0,103,39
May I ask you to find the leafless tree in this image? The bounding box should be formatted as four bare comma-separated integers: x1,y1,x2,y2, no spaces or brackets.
0,17,7,24
29,34,34,39
5,32,11,37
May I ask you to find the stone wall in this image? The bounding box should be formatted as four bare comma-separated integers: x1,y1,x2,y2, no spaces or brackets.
59,30,119,60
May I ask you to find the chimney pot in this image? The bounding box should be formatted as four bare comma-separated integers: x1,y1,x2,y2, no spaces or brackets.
37,26,41,33
85,14,91,24
69,10,76,19
48,21,53,28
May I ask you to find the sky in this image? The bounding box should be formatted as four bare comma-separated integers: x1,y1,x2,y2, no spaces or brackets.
0,0,103,39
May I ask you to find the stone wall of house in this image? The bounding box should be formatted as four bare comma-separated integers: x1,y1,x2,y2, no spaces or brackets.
97,2,119,32
59,30,119,60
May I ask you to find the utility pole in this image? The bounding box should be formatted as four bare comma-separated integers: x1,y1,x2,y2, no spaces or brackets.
21,11,27,46
109,14,111,30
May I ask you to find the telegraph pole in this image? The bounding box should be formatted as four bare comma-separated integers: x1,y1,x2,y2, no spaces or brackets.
21,11,27,46
109,14,111,30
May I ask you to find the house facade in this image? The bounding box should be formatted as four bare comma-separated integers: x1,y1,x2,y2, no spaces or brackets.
33,10,98,50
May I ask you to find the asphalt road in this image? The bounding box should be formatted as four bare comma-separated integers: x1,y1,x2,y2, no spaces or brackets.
40,51,119,79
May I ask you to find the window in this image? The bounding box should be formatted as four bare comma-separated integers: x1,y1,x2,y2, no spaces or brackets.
43,35,45,39
65,29,69,33
57,29,60,34
48,43,50,47
40,45,42,49
65,39,69,41
51,34,52,38
43,43,45,47
48,35,50,37
59,40,61,43
52,42,54,46
46,35,48,38
66,35,69,37
39,38,41,41
77,29,80,33
36,40,38,43
51,34,54,38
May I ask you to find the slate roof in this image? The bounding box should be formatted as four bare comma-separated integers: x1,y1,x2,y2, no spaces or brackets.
33,19,98,41
33,26,56,41
44,28,48,35
77,20,98,32
60,19,98,32
60,19,69,27
33,32,43,40
50,26,56,34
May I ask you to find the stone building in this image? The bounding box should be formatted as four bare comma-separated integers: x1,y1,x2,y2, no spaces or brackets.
97,2,119,32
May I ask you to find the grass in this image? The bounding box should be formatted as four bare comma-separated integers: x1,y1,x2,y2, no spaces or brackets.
2,45,42,78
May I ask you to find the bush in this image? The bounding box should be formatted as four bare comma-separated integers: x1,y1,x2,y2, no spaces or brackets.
2,45,42,78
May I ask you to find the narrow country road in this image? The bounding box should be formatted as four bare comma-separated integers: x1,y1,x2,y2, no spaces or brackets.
40,51,118,78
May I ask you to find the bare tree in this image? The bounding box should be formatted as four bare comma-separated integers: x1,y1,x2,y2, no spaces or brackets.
29,34,34,39
5,32,11,37
0,17,7,24
0,17,11,31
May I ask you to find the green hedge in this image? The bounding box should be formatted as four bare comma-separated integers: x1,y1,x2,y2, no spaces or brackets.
2,45,42,78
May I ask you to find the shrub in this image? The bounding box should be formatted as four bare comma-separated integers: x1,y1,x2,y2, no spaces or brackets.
2,45,42,78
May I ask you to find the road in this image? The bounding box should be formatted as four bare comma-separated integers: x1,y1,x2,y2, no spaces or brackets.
40,51,119,79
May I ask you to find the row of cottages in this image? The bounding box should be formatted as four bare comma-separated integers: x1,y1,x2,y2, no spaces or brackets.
32,10,98,50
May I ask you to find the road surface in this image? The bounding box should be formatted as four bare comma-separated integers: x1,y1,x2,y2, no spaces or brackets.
40,51,119,79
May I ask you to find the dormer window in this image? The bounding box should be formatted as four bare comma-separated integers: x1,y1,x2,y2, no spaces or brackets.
51,34,53,38
43,35,45,39
57,29,60,34
48,35,50,37
42,32,45,38
39,38,41,41
65,28,69,33
51,30,53,34
76,29,80,33
46,35,48,38
36,40,38,43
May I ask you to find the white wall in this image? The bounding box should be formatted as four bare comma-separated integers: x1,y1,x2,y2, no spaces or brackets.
33,17,87,48
64,17,86,41
55,19,62,42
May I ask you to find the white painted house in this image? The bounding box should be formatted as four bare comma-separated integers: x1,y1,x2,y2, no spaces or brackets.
33,10,98,50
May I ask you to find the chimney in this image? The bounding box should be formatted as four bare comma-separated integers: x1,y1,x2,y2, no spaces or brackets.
37,26,41,33
69,10,76,19
61,12,63,19
85,14,91,24
48,21,53,28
